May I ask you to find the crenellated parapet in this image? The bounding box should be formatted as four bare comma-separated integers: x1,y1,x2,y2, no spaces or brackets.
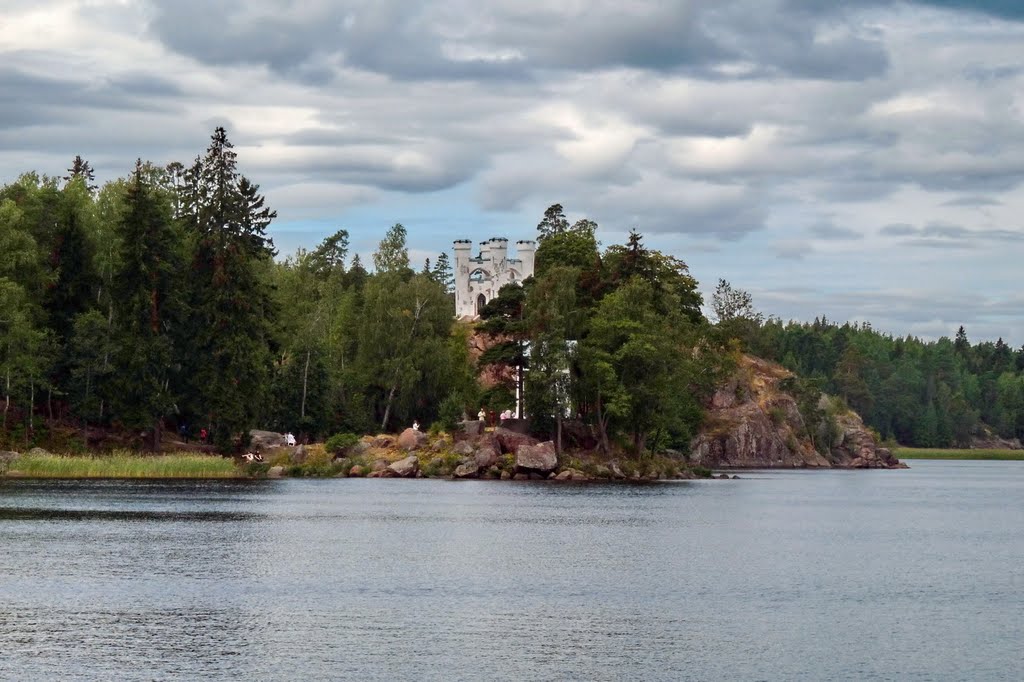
453,237,535,318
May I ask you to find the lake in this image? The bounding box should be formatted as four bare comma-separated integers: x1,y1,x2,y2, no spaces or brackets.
1,460,1022,681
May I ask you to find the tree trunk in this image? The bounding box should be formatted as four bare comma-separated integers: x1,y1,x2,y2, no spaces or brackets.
595,390,611,454
152,418,162,453
300,348,311,420
28,378,34,433
3,362,9,430
556,410,562,454
380,297,426,431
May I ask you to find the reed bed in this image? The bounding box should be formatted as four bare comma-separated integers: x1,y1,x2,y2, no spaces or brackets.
893,448,1024,461
5,451,241,478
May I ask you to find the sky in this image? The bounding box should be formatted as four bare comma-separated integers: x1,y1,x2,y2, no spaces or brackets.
2,0,1023,345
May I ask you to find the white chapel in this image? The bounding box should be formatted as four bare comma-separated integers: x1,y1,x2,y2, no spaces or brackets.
453,238,535,319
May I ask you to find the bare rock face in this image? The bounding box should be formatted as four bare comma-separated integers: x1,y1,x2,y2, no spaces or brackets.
690,354,903,469
397,428,427,451
387,455,419,477
495,428,539,455
829,410,908,469
515,441,557,472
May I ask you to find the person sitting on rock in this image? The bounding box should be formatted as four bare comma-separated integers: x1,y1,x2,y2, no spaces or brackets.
412,420,420,431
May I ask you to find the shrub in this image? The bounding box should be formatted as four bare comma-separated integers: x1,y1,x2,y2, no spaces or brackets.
691,466,713,478
324,432,360,455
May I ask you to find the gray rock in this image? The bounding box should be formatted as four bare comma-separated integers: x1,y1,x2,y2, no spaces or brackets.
349,464,366,477
515,441,557,472
371,459,388,472
249,430,286,449
0,450,19,463
454,462,479,478
474,444,500,469
290,444,307,464
267,466,285,478
459,420,483,438
388,455,419,478
453,441,475,456
27,447,51,457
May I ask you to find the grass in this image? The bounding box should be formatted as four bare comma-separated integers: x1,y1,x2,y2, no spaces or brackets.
893,448,1024,461
4,451,241,478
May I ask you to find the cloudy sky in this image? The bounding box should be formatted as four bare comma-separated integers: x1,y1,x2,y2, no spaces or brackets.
3,1,1023,344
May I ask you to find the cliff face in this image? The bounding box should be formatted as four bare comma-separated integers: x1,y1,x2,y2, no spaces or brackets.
690,355,905,469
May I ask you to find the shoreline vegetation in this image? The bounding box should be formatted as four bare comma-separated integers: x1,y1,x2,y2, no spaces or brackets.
892,448,1024,461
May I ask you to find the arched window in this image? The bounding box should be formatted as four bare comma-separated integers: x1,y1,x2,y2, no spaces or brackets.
470,268,488,283
476,294,487,316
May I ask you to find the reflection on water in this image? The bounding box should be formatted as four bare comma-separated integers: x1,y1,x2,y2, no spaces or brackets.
1,462,1022,681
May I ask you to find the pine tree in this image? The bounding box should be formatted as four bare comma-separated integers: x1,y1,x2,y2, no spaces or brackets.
64,155,98,193
536,203,569,242
431,251,454,295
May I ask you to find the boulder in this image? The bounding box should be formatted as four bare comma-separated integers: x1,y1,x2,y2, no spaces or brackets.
473,444,500,469
27,447,51,457
453,441,475,457
515,441,557,472
459,420,483,438
500,470,512,480
249,430,286,449
290,444,307,464
367,470,386,478
349,464,366,477
397,428,428,451
513,472,530,481
610,463,626,480
487,466,502,479
454,462,480,478
371,459,388,472
387,455,419,478
495,428,539,455
0,450,19,463
267,466,285,478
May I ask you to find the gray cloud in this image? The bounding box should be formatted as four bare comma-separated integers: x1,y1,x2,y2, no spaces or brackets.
808,221,864,240
146,1,890,82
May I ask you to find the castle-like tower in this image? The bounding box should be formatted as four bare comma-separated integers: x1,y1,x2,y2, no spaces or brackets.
453,237,535,318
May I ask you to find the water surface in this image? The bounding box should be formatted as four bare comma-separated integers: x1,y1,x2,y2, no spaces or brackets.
1,461,1021,680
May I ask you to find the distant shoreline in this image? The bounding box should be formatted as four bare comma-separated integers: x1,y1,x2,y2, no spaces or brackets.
893,448,1024,461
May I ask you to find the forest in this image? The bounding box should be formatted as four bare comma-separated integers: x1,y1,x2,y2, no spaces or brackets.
2,128,1023,453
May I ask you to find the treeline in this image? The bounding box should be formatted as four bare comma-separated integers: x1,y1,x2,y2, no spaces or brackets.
732,312,1024,447
3,128,1020,453
0,127,726,454
0,129,474,450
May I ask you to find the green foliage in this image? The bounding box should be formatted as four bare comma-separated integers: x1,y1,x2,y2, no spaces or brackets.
324,432,360,454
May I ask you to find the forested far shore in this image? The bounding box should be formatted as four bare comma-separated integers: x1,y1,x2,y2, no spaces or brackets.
2,127,1022,455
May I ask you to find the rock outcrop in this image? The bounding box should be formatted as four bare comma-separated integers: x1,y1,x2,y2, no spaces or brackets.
387,455,419,477
690,355,904,469
249,430,286,449
494,428,538,454
515,441,558,472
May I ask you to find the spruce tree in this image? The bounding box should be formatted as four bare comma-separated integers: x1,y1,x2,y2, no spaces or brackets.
181,127,278,450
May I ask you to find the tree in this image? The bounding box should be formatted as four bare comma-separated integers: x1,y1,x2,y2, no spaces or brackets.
478,284,529,418
431,252,454,295
373,223,410,274
536,203,569,242
525,266,579,450
107,161,183,448
64,155,97,193
180,127,278,450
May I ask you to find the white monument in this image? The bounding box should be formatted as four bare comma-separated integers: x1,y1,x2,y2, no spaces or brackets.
453,237,535,319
